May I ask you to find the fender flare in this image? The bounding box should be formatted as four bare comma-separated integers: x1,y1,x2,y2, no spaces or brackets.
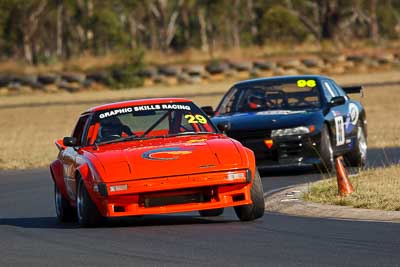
75,163,105,215
243,147,257,181
50,160,70,202
75,163,95,193
324,121,334,146
231,139,257,178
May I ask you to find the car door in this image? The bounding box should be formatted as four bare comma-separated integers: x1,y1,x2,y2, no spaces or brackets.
61,115,90,201
321,80,348,151
330,80,360,147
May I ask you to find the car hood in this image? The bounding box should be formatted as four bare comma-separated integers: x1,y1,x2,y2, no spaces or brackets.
87,135,244,182
212,109,323,131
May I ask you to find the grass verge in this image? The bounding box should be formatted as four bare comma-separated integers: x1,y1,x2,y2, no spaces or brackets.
304,165,400,211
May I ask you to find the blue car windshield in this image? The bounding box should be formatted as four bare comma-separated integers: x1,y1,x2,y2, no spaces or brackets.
217,79,322,115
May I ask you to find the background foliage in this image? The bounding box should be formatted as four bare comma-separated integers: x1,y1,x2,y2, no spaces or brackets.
0,0,399,65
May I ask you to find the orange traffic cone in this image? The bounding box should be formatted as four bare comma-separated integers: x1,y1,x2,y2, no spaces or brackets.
335,156,354,196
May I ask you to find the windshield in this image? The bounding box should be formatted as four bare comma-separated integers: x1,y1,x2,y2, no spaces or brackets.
216,78,321,115
85,102,217,145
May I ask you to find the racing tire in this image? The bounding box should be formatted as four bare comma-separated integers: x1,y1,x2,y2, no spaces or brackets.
234,170,265,221
77,178,103,227
54,184,76,222
345,122,367,168
198,208,224,217
317,125,334,173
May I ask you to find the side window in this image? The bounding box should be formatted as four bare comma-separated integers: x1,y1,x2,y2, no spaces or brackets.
216,87,240,114
72,115,90,146
329,80,347,98
321,80,339,102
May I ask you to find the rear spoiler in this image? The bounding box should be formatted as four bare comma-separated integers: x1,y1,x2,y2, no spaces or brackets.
341,85,364,97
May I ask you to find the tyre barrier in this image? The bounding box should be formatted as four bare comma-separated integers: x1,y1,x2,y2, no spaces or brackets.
0,52,399,95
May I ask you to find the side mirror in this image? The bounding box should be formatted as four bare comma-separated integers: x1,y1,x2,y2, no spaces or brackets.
217,122,231,133
201,106,215,117
63,137,77,147
329,96,346,107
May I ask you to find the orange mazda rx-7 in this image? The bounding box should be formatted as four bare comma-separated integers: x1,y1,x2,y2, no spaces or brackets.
50,98,264,227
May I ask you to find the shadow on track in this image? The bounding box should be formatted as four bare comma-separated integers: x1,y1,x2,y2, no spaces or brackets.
259,146,400,178
0,217,78,229
259,147,400,192
105,214,238,228
259,166,316,177
0,214,239,229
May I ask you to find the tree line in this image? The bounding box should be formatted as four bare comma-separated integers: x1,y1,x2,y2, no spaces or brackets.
0,0,399,65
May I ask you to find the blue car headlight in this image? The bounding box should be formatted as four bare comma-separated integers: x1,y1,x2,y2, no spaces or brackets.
271,125,315,138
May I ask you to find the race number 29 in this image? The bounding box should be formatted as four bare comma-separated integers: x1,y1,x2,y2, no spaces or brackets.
184,114,207,124
334,116,345,146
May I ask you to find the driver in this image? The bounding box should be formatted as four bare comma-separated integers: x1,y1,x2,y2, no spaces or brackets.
98,116,133,141
247,91,268,110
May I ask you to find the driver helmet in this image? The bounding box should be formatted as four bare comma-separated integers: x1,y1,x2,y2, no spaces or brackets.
99,116,123,139
248,91,266,110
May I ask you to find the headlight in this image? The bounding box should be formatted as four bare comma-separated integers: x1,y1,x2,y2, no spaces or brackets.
271,125,315,138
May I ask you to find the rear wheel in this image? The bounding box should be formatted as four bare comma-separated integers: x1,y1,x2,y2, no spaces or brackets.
345,123,367,167
234,170,265,221
317,125,334,173
54,184,76,222
198,208,224,217
77,179,103,227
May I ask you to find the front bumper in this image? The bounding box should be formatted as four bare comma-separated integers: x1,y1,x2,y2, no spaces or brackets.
236,133,322,168
92,170,253,217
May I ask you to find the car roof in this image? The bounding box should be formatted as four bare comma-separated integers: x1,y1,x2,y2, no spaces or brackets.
86,98,193,113
232,75,331,87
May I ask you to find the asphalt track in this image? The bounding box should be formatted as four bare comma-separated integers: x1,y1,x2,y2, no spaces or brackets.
1,147,400,267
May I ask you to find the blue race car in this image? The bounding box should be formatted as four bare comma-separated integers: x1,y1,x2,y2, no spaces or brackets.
203,75,367,171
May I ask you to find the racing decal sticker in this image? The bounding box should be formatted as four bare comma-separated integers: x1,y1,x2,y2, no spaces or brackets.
348,139,354,149
184,114,207,124
232,113,249,117
255,110,306,115
161,104,191,110
344,114,354,133
99,107,133,119
335,116,345,146
133,104,161,111
134,104,191,112
297,79,316,88
186,139,207,143
99,104,192,119
348,103,359,125
344,103,359,133
142,147,193,161
199,164,217,169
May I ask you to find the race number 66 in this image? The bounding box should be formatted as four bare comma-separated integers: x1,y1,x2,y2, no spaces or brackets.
297,79,316,88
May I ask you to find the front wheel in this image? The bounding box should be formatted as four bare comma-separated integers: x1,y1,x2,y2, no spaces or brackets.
345,123,367,167
316,125,334,173
77,179,103,227
234,170,265,221
54,184,76,222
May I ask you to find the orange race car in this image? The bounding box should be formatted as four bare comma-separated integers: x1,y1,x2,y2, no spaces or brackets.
50,98,264,227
